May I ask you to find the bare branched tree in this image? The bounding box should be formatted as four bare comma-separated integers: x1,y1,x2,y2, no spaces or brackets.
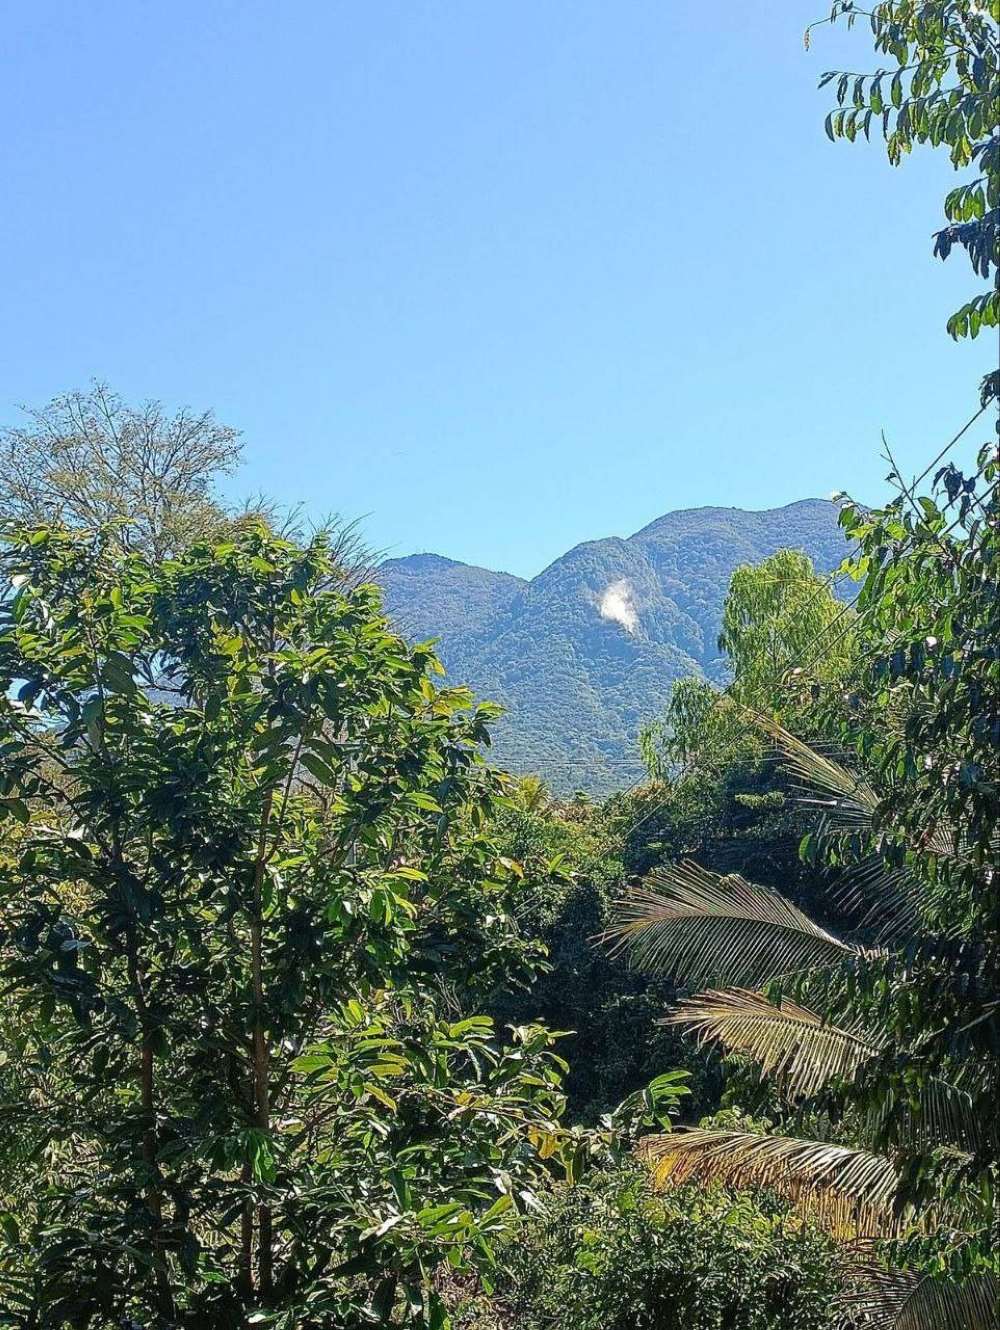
1,380,243,559
1,379,377,594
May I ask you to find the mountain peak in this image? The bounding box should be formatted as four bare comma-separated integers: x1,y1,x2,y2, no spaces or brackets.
378,501,849,794
381,552,465,573
630,498,837,542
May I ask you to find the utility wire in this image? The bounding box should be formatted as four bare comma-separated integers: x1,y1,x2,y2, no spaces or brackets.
909,402,990,491
609,440,996,846
517,418,994,812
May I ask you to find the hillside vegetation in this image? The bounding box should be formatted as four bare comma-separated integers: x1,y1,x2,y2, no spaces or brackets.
379,501,848,792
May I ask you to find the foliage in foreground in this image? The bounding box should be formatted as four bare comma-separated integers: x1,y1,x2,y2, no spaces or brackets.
608,449,999,1322
0,524,575,1328
812,0,999,380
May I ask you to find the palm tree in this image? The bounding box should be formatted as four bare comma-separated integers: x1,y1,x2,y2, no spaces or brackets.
605,720,998,1328
515,774,550,815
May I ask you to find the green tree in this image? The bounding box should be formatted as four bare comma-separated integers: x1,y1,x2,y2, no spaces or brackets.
486,794,722,1124
641,550,850,781
512,774,550,815
468,1164,840,1330
0,523,572,1327
835,453,999,923
810,0,999,391
1,382,257,560
627,552,853,1012
606,456,999,1325
718,549,851,709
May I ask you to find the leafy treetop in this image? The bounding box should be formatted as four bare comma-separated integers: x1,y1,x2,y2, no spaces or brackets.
810,0,999,389
0,522,577,1329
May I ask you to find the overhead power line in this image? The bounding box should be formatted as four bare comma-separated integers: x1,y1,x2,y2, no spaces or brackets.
610,424,996,845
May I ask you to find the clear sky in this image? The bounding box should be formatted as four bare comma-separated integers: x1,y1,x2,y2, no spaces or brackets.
2,2,992,578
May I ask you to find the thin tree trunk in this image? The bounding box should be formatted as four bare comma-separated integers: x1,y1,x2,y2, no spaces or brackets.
89,645,176,1317
127,928,176,1319
228,915,255,1299
250,793,274,1298
238,1162,254,1296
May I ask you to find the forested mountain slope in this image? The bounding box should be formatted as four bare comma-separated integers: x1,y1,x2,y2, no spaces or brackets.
378,501,848,792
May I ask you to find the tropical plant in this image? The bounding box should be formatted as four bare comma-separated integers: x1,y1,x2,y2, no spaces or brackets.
606,454,999,1325
608,733,997,1319
0,522,575,1328
513,774,550,815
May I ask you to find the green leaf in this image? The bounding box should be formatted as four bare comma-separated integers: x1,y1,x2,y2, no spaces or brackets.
300,750,338,785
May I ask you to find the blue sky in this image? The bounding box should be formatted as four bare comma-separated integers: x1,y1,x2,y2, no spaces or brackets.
1,2,992,578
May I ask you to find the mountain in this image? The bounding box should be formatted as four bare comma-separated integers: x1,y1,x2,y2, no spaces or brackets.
377,501,849,794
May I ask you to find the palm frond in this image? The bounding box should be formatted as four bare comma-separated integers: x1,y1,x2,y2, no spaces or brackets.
827,855,929,942
639,1127,903,1239
755,717,949,935
758,716,990,868
755,714,878,822
894,1273,999,1330
606,862,852,987
842,1266,999,1329
663,987,879,1100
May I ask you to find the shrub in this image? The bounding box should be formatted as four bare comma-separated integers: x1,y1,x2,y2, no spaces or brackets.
463,1163,840,1330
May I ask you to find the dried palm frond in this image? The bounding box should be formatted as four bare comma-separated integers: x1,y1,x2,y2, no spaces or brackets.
606,862,853,987
754,716,952,934
639,1127,903,1239
755,714,879,820
666,990,990,1152
841,1265,999,1329
663,987,878,1100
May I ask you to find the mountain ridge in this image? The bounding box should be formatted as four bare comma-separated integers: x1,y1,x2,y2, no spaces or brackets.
378,500,848,793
